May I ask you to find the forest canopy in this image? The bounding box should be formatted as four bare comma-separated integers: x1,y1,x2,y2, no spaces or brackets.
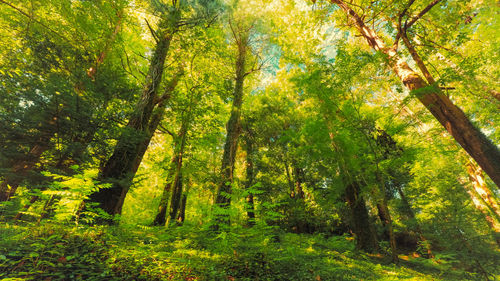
0,0,499,280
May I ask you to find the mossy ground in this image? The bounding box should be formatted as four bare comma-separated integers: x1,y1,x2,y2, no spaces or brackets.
0,222,497,281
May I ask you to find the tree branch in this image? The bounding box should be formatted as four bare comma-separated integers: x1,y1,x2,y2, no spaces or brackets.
405,0,442,30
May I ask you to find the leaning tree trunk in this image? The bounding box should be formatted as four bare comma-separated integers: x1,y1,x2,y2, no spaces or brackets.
331,0,500,189
213,30,248,229
465,161,500,246
86,17,178,221
345,181,379,253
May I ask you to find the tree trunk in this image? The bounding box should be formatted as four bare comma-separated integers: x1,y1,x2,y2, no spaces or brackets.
293,165,305,199
465,162,500,246
395,185,434,257
331,0,500,189
345,182,379,253
153,174,172,226
153,107,189,226
86,17,179,221
176,180,190,225
213,28,248,229
243,134,256,226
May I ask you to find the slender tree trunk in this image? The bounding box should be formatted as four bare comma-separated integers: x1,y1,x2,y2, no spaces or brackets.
153,173,173,226
176,180,190,224
153,107,189,226
86,16,179,221
243,134,256,226
293,165,305,199
331,0,500,189
283,158,295,198
345,181,379,253
213,29,248,229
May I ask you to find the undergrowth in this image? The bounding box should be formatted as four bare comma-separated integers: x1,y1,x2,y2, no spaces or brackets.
0,222,498,280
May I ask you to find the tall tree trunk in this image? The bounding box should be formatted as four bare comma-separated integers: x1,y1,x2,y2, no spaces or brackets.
283,157,295,198
86,16,179,221
153,172,173,226
213,27,248,229
292,165,305,199
166,128,188,225
176,180,190,224
331,0,500,189
243,134,256,226
345,181,379,253
153,105,190,226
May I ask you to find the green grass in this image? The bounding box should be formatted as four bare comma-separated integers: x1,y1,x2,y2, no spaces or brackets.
0,222,496,280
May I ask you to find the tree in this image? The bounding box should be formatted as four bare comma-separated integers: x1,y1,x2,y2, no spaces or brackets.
328,0,500,188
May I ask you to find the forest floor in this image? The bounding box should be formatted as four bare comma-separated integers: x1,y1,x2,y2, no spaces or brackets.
0,222,497,281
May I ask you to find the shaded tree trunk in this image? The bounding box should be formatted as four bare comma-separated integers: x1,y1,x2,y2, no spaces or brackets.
176,178,190,225
86,16,180,222
213,26,249,229
395,185,434,257
293,165,305,200
153,104,190,226
331,0,500,189
345,182,379,253
243,133,256,226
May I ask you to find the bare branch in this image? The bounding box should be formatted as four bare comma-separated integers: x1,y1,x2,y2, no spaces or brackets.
145,19,159,43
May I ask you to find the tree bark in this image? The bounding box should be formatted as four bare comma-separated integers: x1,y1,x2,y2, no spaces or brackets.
243,133,256,225
86,15,179,221
331,0,500,189
213,27,249,229
153,103,190,226
465,161,500,246
345,182,379,253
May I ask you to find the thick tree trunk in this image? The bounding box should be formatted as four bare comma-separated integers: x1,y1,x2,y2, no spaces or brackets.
86,17,178,221
345,182,379,253
331,0,500,189
213,30,248,229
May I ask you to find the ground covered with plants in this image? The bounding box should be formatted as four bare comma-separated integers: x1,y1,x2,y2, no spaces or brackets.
2,223,497,281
